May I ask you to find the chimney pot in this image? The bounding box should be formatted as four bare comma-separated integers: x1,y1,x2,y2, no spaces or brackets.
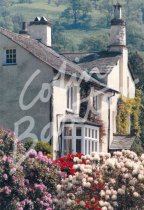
19,22,28,35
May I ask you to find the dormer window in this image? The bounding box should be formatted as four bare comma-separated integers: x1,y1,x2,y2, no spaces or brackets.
5,49,16,65
67,87,73,110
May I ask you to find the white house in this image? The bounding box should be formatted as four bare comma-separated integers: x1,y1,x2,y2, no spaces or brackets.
0,3,135,159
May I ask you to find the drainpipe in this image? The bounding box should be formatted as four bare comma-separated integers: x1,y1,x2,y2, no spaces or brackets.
49,72,61,152
107,92,115,153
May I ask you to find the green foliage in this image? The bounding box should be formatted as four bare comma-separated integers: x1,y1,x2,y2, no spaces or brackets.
0,0,144,53
60,0,92,27
131,137,144,155
79,34,108,51
116,89,142,136
24,139,52,155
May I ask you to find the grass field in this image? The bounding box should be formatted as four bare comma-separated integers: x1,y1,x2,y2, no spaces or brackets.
9,0,144,56
10,0,108,51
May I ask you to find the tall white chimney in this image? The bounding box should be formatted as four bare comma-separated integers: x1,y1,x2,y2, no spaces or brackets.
27,17,52,47
108,3,126,51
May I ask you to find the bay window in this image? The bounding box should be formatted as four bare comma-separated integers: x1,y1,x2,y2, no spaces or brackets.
61,124,99,156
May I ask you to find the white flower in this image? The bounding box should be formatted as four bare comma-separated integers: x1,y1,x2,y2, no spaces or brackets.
132,169,138,176
87,177,93,182
99,200,105,207
102,207,107,210
138,174,144,181
105,195,110,200
57,185,61,192
79,201,85,207
73,157,80,163
66,199,73,206
118,188,125,195
100,190,106,197
140,154,144,161
133,192,139,197
106,159,116,168
67,183,73,189
106,190,111,196
111,195,117,201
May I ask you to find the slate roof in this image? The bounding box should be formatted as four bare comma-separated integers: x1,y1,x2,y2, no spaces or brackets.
0,27,119,93
62,51,121,74
109,135,135,150
62,114,101,127
0,27,83,77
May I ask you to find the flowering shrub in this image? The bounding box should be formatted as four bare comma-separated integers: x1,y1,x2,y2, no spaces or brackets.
0,128,60,210
99,150,144,210
54,151,144,210
54,153,85,176
54,153,104,210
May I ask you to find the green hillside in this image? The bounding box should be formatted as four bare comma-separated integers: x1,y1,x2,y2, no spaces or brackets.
1,0,144,54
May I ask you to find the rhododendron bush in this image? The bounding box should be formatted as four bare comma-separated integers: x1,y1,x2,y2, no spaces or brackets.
55,151,144,210
0,129,60,210
0,128,144,210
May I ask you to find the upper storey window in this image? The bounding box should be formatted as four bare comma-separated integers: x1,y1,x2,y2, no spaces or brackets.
5,49,16,65
67,87,73,110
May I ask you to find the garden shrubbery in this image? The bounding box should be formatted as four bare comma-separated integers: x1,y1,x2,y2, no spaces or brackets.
55,151,144,210
0,129,60,210
23,138,52,155
0,128,144,210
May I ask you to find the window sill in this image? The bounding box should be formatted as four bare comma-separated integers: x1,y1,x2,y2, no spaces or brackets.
2,63,17,66
66,109,74,114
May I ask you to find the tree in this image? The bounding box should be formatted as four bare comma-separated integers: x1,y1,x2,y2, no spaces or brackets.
79,35,108,52
129,52,144,148
60,0,92,26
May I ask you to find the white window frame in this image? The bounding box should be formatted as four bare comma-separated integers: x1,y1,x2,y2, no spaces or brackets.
61,124,99,156
4,49,17,65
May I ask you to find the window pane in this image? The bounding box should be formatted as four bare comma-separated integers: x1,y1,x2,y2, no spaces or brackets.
64,139,72,155
76,139,81,153
71,87,73,109
67,87,73,110
76,127,81,136
89,129,91,137
92,130,94,138
64,127,72,136
95,142,97,152
85,128,87,136
5,49,16,64
93,96,98,110
89,141,91,154
95,130,97,139
85,140,87,154
67,89,70,108
92,141,94,152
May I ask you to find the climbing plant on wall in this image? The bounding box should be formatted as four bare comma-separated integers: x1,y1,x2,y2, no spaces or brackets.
117,89,142,136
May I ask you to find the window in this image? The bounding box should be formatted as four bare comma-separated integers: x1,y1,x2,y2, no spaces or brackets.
5,49,16,65
67,87,73,110
84,126,99,155
61,124,99,156
93,95,98,111
64,139,72,155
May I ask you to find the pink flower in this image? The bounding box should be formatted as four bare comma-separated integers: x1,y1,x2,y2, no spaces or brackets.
28,149,37,158
3,173,8,180
34,183,47,192
3,186,11,195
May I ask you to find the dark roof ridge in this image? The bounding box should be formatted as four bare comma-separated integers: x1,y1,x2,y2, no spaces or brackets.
61,50,122,55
